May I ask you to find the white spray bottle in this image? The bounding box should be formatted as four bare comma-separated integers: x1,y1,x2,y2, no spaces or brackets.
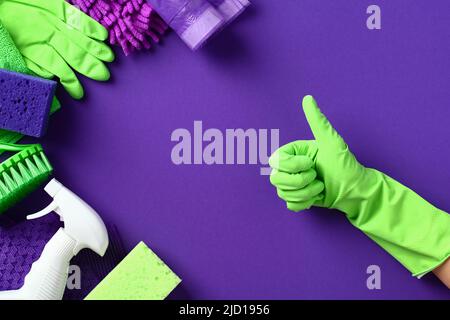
0,179,109,300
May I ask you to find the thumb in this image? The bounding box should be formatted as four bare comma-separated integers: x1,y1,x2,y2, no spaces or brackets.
302,95,346,150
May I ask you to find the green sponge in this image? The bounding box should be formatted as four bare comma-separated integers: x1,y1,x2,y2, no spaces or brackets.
85,241,181,300
0,21,29,74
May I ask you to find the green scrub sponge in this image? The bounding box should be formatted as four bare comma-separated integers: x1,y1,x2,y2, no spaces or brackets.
85,241,181,300
0,21,29,74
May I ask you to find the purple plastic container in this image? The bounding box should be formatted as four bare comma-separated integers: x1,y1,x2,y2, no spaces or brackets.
147,0,224,50
208,0,250,25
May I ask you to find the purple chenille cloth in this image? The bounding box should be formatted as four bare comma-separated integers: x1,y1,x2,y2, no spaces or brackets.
67,0,168,55
0,214,126,300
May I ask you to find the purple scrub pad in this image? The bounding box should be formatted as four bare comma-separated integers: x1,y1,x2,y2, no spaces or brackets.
0,214,59,291
68,0,168,56
147,0,224,50
0,213,126,300
0,69,55,138
208,0,249,25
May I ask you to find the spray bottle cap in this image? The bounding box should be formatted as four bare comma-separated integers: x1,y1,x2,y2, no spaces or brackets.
26,179,109,256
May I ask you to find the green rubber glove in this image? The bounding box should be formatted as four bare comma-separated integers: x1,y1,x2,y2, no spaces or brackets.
269,95,450,276
0,0,114,99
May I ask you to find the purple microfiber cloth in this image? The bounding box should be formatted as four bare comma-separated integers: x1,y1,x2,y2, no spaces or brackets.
68,0,168,56
0,214,126,300
0,69,55,138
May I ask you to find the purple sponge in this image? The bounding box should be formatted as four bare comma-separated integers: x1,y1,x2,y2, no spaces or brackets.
0,69,56,138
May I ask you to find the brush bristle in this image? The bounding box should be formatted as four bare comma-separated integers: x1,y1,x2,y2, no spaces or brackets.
0,145,52,214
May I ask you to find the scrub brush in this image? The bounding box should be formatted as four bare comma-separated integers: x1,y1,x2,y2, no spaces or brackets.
0,143,53,214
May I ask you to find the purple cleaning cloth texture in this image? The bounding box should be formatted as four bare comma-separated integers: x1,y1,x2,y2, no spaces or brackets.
0,214,126,300
147,0,224,50
67,0,168,56
0,214,59,290
0,69,55,138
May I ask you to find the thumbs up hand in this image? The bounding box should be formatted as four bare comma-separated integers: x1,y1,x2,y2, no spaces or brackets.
270,96,450,278
269,95,365,212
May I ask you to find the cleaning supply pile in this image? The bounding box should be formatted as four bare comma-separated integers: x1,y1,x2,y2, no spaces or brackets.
0,0,216,300
0,0,250,300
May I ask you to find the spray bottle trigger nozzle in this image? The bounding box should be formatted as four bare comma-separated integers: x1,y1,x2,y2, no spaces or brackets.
26,200,59,220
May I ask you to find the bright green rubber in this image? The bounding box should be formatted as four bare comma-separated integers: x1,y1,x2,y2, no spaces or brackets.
0,143,53,214
0,0,114,99
269,95,450,276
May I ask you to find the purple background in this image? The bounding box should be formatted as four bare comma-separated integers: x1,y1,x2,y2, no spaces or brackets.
30,0,450,299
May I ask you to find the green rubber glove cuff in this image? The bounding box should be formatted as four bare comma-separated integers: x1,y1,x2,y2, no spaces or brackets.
335,167,450,276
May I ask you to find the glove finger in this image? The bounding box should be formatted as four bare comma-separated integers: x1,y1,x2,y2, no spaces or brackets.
277,180,324,202
286,198,317,212
50,32,110,81
269,141,317,173
22,46,84,99
15,0,108,41
302,95,346,150
23,57,54,79
270,169,317,190
49,15,114,62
